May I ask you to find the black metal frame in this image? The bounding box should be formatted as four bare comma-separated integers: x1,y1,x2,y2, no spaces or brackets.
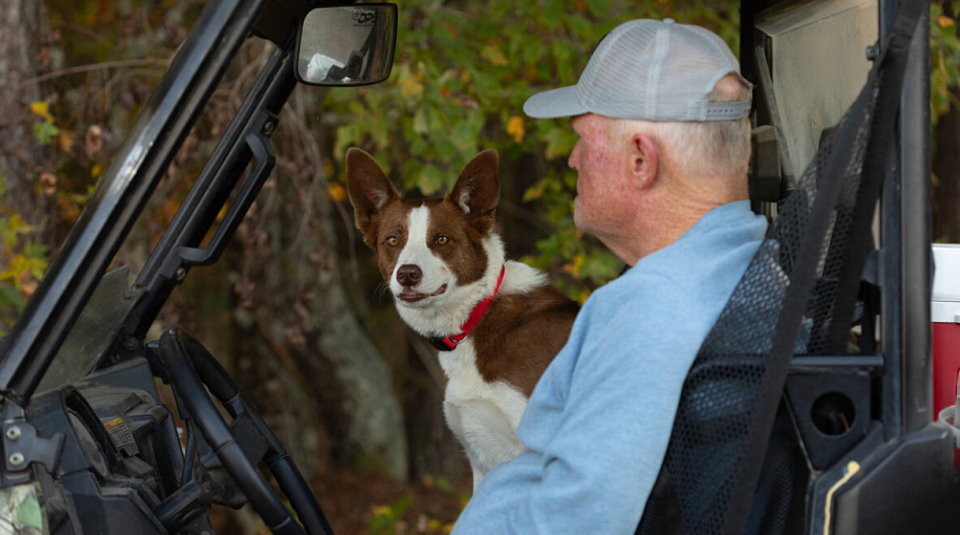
121,39,297,345
0,0,269,405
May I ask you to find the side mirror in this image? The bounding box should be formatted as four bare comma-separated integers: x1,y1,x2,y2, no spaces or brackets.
295,4,398,86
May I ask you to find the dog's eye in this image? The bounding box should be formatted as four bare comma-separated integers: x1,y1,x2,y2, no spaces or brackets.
386,236,399,247
436,236,449,245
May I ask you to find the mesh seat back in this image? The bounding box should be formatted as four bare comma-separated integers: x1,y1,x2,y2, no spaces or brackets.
636,2,928,531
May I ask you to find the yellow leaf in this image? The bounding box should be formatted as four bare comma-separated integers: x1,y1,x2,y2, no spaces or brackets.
58,132,75,154
506,116,525,144
939,15,955,28
399,75,424,97
371,505,392,517
29,101,54,123
443,523,454,534
0,266,17,284
1,255,47,295
522,185,543,202
328,183,347,201
481,45,508,66
7,214,33,234
561,254,585,277
91,164,103,178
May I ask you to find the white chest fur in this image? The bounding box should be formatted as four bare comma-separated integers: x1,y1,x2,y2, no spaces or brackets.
439,339,527,484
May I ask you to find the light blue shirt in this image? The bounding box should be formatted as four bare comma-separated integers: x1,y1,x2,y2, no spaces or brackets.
453,201,768,535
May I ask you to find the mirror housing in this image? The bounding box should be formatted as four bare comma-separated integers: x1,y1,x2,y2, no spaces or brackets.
295,4,398,86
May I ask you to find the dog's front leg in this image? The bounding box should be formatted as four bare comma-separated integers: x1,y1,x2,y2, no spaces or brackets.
459,399,526,474
444,399,486,491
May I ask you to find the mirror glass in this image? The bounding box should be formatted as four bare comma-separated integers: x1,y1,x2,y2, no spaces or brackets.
297,4,398,86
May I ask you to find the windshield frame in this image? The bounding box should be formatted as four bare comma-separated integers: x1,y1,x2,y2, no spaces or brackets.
0,0,267,405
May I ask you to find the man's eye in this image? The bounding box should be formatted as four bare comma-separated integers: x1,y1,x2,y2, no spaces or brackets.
436,236,449,245
386,236,399,246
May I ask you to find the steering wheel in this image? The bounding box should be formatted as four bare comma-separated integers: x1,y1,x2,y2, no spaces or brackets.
157,328,333,535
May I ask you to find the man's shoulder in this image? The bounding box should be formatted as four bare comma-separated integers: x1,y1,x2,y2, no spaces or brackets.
585,268,693,328
584,205,766,335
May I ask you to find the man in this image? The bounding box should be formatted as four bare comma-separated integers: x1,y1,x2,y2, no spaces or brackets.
452,18,768,534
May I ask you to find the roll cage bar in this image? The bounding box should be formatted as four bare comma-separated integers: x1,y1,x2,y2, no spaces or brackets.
0,0,338,405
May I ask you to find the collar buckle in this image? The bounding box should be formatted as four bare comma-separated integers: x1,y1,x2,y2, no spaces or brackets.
427,337,457,352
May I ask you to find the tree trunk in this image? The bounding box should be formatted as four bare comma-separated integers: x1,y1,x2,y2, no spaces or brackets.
933,95,960,243
0,0,52,228
219,81,408,484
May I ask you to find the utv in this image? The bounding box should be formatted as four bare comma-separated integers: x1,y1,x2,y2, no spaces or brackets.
0,0,948,534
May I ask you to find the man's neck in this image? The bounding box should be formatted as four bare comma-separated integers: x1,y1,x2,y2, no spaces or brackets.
598,176,747,265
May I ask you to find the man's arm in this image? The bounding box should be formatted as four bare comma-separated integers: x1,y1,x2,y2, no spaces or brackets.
454,280,706,534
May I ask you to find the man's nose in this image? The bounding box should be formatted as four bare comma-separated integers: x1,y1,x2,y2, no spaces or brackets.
568,140,580,169
396,264,423,287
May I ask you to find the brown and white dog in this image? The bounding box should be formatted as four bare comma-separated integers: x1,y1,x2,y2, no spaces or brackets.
346,148,579,488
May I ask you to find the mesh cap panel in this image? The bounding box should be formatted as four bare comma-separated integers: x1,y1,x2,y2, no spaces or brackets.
525,19,751,122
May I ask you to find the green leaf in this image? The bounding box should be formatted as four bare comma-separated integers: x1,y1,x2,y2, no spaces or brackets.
0,285,24,312
543,127,578,160
33,121,60,145
412,108,429,134
541,0,564,29
567,15,592,39
418,165,446,195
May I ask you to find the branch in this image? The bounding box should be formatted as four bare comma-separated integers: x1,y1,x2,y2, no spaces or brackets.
20,58,171,87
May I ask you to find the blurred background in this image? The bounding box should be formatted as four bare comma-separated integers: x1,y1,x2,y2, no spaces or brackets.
1,0,959,533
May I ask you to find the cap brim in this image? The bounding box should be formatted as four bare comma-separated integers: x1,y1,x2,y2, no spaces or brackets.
523,86,588,119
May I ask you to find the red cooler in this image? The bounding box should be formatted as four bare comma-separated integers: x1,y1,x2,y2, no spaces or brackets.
932,244,960,416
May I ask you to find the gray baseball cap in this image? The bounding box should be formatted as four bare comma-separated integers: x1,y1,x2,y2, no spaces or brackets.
523,18,752,122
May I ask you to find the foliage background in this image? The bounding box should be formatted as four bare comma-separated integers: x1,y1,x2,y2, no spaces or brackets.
1,0,959,533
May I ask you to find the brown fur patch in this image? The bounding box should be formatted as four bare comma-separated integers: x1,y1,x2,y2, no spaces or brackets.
370,200,416,281
470,284,580,397
425,200,488,285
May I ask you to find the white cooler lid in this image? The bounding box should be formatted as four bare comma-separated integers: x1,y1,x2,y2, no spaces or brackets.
933,244,960,323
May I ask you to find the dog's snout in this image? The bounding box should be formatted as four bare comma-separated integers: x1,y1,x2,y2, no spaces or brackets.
397,264,423,287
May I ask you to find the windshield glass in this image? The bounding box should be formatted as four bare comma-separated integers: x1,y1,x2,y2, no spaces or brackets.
35,267,142,394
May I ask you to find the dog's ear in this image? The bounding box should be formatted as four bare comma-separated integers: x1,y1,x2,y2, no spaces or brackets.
446,149,500,234
346,148,400,241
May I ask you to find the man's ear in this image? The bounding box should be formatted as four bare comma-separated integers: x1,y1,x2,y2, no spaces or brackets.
345,148,400,240
631,133,659,189
446,149,500,233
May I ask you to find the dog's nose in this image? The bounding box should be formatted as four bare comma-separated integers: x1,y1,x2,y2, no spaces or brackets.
397,264,422,287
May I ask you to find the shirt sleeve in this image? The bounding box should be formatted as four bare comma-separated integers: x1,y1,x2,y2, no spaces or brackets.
454,277,703,535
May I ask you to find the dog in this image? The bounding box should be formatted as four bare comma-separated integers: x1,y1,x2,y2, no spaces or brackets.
345,147,579,489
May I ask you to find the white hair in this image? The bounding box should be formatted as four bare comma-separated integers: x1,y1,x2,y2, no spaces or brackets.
611,73,752,179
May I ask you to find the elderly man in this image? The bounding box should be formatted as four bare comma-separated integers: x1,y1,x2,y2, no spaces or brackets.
452,18,768,534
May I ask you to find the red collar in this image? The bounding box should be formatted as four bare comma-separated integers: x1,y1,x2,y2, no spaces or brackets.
428,265,505,352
